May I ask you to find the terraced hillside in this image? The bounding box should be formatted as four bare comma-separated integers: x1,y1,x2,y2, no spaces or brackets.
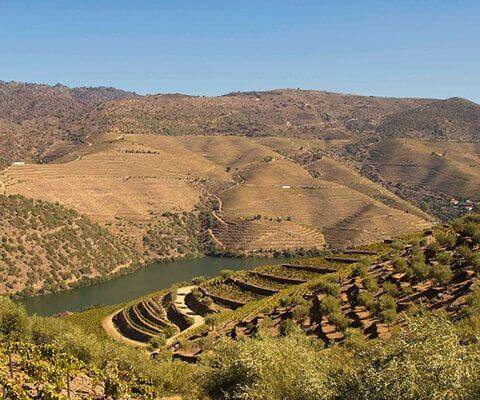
344,137,480,220
0,194,138,297
0,134,431,255
108,214,479,362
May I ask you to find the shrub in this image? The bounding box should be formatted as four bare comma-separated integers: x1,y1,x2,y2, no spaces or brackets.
411,245,425,263
148,334,167,350
357,291,376,311
382,281,398,297
312,279,341,297
293,304,310,321
436,251,452,265
0,296,29,340
220,269,234,279
411,261,430,280
202,332,342,400
435,230,457,249
380,308,397,323
319,295,341,316
425,241,440,258
342,314,480,400
279,318,300,337
393,256,411,276
356,263,369,279
363,275,378,292
192,276,206,285
329,311,351,332
430,264,453,285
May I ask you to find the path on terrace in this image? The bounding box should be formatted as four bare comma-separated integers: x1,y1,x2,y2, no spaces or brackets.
166,285,205,346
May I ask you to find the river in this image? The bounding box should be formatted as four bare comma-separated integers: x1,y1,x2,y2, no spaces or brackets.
22,256,287,316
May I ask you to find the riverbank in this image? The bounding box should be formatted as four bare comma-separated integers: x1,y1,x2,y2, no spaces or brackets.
22,256,288,316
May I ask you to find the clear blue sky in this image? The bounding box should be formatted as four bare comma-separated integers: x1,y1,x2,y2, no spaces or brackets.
1,1,479,102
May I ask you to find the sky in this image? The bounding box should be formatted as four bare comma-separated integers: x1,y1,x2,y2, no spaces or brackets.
0,1,479,102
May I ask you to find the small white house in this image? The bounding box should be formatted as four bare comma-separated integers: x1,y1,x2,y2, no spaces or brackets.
281,185,291,189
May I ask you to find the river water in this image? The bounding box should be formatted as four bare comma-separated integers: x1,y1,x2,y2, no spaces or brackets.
22,256,287,316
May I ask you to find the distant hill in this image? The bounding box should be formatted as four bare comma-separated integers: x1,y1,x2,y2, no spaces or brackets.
376,97,480,141
0,81,136,162
101,89,428,139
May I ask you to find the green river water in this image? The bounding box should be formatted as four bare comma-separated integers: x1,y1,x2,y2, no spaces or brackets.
22,256,287,316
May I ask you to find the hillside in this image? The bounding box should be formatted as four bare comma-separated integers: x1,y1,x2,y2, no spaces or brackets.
0,81,136,162
100,89,427,138
107,214,480,364
342,137,480,220
0,134,432,258
0,194,140,298
377,97,480,141
0,215,478,399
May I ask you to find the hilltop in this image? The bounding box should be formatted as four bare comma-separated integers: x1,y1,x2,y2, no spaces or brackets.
0,81,136,162
1,81,478,222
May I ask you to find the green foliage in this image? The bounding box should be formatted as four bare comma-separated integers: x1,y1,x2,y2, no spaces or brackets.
0,297,28,340
219,269,234,279
436,251,453,265
425,240,440,258
292,304,310,321
362,275,378,292
411,260,430,280
357,291,376,311
429,263,453,285
201,332,341,400
319,295,341,316
340,314,480,400
329,311,351,332
435,230,457,249
192,276,206,285
382,281,398,297
311,279,341,297
392,256,412,276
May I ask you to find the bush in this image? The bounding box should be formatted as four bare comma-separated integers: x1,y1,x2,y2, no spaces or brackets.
425,241,440,258
293,304,310,321
0,296,29,340
148,334,167,350
380,308,397,323
411,261,430,280
363,275,378,292
341,314,480,400
392,257,411,276
220,269,234,279
202,332,342,400
192,276,206,285
357,291,376,311
430,263,453,285
382,281,398,297
436,251,452,265
435,230,457,249
411,245,425,263
279,318,300,337
312,279,341,297
329,312,351,332
319,295,341,316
